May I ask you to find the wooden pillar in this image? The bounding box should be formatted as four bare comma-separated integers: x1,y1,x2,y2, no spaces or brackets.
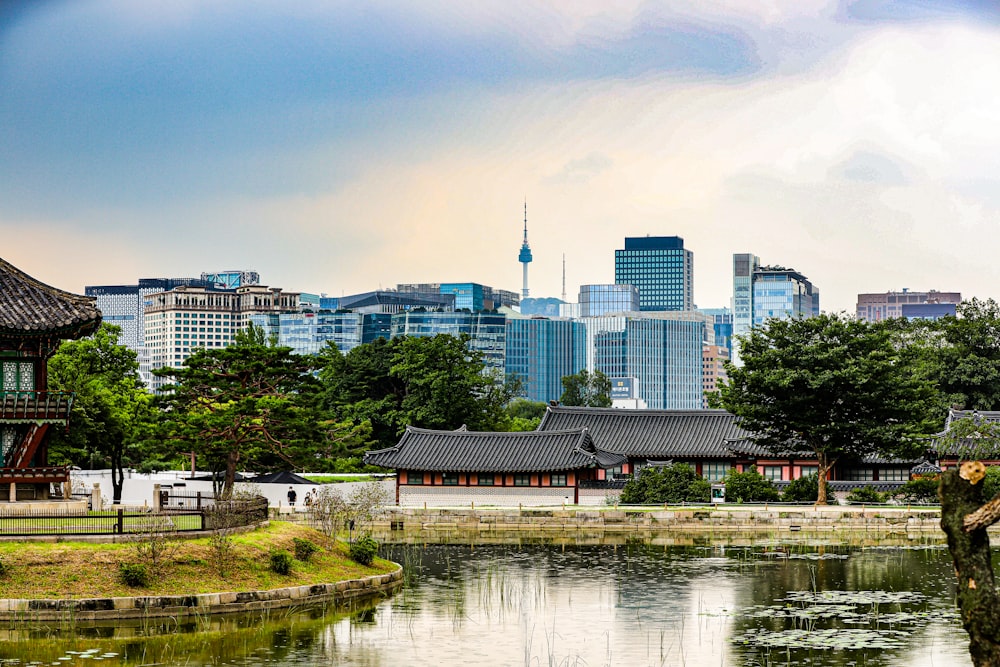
8,482,15,503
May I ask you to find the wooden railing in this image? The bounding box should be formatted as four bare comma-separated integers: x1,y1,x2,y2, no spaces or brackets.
0,466,70,484
0,392,74,422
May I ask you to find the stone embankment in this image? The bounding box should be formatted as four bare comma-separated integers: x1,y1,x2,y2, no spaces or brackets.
380,505,945,534
0,567,402,622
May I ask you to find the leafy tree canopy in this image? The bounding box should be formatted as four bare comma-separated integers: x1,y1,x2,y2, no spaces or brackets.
153,324,320,498
559,369,611,407
47,323,153,502
711,313,939,504
317,334,520,449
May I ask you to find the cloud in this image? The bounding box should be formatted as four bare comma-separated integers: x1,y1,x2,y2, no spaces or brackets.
831,149,911,185
545,153,614,185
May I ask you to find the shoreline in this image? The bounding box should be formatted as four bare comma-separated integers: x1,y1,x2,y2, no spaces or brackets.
0,565,402,622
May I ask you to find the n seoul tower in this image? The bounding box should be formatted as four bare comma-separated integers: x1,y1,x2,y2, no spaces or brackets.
518,201,533,298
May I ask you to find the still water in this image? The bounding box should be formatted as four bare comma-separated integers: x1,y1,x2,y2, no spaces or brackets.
0,538,974,667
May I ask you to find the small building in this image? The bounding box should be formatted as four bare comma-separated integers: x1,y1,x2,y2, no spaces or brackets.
0,257,102,500
364,426,625,506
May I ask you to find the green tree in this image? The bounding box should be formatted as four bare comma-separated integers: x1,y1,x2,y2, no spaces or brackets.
711,314,939,504
47,323,153,503
153,324,319,498
721,467,780,503
559,369,611,407
619,463,710,504
932,298,1000,411
317,334,521,450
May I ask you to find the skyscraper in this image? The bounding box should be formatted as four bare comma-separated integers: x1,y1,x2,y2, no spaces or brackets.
731,254,819,364
614,236,693,311
505,317,587,404
518,202,533,298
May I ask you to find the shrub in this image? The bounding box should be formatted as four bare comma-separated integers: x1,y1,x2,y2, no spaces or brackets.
893,476,940,504
270,550,293,575
782,474,818,503
0,557,8,578
619,463,710,504
982,466,1000,500
846,486,887,504
349,534,379,566
293,537,320,562
119,562,150,587
722,467,780,503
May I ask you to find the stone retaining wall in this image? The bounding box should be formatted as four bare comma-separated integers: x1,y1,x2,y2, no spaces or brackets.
380,506,948,534
0,566,402,622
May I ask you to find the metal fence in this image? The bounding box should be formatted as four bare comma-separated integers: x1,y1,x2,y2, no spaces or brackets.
0,496,269,537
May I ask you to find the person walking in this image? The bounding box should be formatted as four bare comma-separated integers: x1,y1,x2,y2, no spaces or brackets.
287,486,297,507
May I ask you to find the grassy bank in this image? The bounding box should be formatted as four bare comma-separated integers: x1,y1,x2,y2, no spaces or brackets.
0,522,395,599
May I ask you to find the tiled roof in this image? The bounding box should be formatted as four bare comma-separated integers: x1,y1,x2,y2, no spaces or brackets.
536,406,752,458
364,427,626,472
945,408,1000,429
0,258,102,338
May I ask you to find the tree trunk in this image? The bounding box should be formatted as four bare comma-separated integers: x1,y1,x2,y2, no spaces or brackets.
222,449,239,500
940,467,1000,666
111,445,124,504
816,451,830,506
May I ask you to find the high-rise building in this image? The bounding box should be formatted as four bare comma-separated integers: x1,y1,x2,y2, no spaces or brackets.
86,277,224,385
731,254,819,364
698,307,733,355
582,311,711,410
390,310,507,372
578,284,639,317
505,317,587,404
396,283,518,310
614,236,693,311
856,289,961,322
144,284,300,390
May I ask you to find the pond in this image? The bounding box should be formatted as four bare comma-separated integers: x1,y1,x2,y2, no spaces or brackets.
0,537,973,666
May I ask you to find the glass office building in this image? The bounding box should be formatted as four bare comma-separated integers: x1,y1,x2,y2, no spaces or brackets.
614,236,693,312
732,253,819,365
582,313,709,410
505,318,587,403
391,311,507,372
579,284,639,317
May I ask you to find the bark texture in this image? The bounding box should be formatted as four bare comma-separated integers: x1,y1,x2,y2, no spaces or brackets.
940,468,1000,667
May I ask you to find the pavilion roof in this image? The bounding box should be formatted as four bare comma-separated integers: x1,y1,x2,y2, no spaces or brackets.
537,406,753,459
0,257,102,339
364,427,626,473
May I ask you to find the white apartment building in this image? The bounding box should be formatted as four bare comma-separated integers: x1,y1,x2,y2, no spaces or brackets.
144,285,300,390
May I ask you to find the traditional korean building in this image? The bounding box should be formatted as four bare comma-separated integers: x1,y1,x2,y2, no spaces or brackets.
0,258,102,500
364,426,625,506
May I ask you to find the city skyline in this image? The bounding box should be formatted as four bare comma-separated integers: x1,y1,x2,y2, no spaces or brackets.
3,2,1000,312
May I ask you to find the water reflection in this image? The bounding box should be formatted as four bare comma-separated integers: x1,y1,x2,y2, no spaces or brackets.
0,539,974,667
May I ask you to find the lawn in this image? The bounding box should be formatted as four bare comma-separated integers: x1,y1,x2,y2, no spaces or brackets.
0,522,395,599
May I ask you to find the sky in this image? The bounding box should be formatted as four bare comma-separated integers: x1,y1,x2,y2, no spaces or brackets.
3,0,1000,313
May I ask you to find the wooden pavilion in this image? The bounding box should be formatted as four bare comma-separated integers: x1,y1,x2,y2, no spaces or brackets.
0,257,101,501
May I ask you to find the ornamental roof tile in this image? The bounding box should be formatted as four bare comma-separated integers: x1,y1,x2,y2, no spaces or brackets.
536,406,752,459
364,427,626,473
0,258,102,338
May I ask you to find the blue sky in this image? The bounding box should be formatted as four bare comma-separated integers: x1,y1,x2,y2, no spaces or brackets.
3,0,1000,311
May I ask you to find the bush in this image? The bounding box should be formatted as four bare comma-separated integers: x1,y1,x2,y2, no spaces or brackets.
893,476,940,504
119,562,150,587
270,550,294,575
782,474,818,503
722,467,780,503
619,463,710,504
846,486,888,504
349,534,379,566
982,466,1000,501
293,537,320,562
